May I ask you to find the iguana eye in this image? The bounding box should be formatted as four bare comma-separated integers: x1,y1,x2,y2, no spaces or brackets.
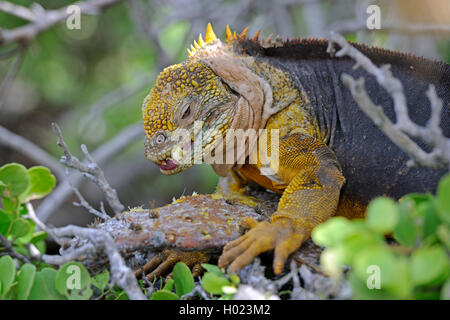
179,100,196,122
155,133,166,144
182,105,191,119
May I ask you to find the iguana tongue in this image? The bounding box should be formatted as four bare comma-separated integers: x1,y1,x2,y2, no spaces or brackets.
158,159,178,171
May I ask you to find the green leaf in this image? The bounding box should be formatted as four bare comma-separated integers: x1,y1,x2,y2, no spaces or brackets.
30,231,48,244
173,262,194,296
441,277,450,300
163,278,174,292
10,218,30,238
311,217,364,247
91,270,109,291
20,166,56,202
411,246,449,286
339,232,382,264
28,268,66,300
229,274,240,286
423,202,441,239
0,163,30,198
0,255,16,298
17,264,36,300
436,174,450,225
393,206,417,246
0,210,11,236
353,246,398,287
437,225,450,250
150,289,180,300
201,272,231,295
55,262,92,300
201,263,223,276
366,197,399,234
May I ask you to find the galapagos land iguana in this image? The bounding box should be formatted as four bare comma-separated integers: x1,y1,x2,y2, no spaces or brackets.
141,24,450,276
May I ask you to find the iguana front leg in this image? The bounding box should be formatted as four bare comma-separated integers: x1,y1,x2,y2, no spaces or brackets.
218,133,345,274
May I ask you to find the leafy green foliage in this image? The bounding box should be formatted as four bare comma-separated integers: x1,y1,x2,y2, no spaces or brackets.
147,262,239,300
312,174,450,299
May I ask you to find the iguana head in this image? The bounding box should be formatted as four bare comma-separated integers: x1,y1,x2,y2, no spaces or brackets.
143,23,274,175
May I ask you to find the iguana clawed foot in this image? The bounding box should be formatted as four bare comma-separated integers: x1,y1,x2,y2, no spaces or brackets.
134,249,210,282
218,217,306,274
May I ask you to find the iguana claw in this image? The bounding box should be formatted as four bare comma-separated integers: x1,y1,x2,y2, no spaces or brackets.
134,249,210,282
218,217,305,275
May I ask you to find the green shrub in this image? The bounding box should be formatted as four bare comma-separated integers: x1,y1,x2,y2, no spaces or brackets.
312,174,450,299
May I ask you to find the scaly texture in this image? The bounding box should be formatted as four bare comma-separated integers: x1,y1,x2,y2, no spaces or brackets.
141,23,449,275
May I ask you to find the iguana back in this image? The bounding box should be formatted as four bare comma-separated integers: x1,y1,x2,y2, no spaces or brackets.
235,38,450,203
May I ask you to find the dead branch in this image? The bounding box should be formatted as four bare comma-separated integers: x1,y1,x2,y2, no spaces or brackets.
327,32,450,170
25,202,146,300
52,123,125,215
70,181,110,220
36,122,142,222
0,0,124,47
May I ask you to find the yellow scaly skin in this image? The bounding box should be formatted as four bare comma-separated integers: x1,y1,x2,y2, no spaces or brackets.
142,24,346,275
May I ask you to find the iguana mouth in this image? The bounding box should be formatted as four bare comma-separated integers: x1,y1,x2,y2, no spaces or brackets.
157,158,179,171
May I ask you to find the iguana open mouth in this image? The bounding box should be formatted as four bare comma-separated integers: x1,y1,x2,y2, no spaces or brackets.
157,158,179,171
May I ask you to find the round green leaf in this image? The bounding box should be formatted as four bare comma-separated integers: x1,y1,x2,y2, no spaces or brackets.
17,263,36,300
393,207,417,246
0,255,16,298
0,210,11,236
150,289,180,300
201,263,223,276
366,197,399,234
201,272,231,295
0,163,30,197
21,166,56,202
312,217,364,247
11,218,31,238
411,246,449,286
173,262,194,296
28,268,66,300
437,174,450,224
91,270,109,292
55,262,92,300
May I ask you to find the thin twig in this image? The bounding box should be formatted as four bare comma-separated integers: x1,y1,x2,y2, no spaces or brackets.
0,234,31,264
0,0,123,47
26,202,146,300
327,32,450,170
37,122,142,222
52,123,125,215
70,182,110,220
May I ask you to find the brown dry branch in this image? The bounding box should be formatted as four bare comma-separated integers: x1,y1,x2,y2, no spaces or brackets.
327,32,450,171
0,0,124,47
52,123,125,215
25,202,146,300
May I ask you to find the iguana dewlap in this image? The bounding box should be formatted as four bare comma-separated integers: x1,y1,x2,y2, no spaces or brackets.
141,24,450,275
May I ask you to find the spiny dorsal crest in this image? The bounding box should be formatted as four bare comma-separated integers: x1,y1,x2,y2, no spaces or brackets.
186,23,257,57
